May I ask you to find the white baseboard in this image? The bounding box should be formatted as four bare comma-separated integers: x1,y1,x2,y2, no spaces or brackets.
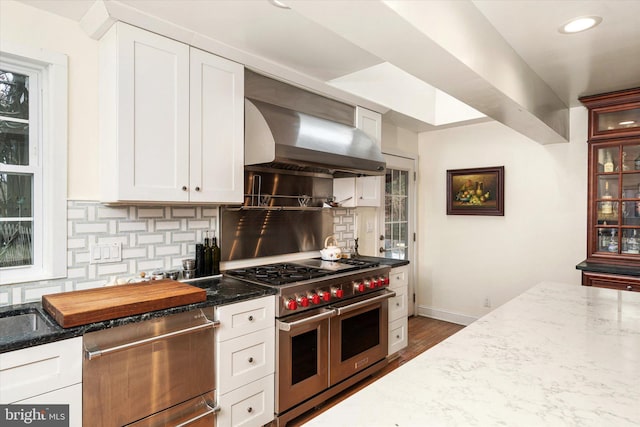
417,305,478,326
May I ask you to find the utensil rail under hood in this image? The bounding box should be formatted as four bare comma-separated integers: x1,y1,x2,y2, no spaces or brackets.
244,98,386,177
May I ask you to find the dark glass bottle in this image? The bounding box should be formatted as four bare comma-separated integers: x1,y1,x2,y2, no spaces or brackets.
211,232,221,275
204,231,213,277
195,244,205,278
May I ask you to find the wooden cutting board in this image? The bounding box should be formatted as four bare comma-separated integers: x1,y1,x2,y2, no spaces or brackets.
42,280,206,328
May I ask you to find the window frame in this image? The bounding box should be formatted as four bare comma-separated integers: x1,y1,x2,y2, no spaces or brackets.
0,42,67,285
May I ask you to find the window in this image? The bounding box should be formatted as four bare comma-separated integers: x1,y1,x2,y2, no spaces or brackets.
0,43,67,284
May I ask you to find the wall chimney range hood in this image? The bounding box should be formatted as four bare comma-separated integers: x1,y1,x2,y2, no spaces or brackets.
244,98,386,176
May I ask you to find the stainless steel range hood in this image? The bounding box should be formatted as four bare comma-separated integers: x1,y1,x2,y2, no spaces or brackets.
245,98,386,176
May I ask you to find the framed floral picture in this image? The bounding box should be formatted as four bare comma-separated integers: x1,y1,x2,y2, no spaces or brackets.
446,166,504,216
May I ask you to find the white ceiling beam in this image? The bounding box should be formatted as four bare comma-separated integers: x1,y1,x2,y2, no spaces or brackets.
288,0,570,144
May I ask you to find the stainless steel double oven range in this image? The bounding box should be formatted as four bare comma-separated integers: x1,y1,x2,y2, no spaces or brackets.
225,258,394,426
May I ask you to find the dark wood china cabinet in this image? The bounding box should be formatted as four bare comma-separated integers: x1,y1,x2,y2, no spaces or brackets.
577,87,640,291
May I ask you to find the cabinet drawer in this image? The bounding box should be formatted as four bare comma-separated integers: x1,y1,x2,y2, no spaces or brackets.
17,383,82,427
388,286,408,322
0,337,82,403
217,374,274,427
216,296,275,342
388,318,407,356
217,329,275,394
389,265,409,288
582,272,640,292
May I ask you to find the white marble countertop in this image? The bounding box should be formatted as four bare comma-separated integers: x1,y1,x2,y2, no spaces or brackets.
303,281,640,426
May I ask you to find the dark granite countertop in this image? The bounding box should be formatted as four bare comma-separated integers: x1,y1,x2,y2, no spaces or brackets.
0,276,275,354
576,260,640,277
354,255,410,268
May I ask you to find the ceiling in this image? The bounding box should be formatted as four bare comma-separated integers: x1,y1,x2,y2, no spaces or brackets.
14,0,640,139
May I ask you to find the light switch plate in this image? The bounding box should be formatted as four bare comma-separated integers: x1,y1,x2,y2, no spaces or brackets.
90,243,122,264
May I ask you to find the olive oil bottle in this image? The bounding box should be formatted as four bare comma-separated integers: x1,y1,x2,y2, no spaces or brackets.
211,231,221,275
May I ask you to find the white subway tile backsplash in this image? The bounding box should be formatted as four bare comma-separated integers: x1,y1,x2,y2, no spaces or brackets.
97,263,129,276
98,206,129,219
25,285,62,302
118,221,148,232
75,222,108,234
172,232,197,242
156,245,180,256
2,201,350,306
156,220,181,231
172,207,196,218
138,208,165,218
138,234,164,245
122,248,147,259
187,220,210,230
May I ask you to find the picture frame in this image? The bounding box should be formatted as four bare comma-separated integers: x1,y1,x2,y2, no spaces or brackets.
446,166,504,216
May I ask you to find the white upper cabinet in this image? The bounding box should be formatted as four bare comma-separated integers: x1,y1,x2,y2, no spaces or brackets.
333,107,383,207
99,22,244,204
356,106,382,147
189,48,244,203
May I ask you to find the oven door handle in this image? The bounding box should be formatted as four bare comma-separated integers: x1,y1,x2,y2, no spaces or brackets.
277,309,337,331
333,289,396,316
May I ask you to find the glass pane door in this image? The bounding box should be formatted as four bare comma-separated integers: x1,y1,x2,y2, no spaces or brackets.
383,169,409,260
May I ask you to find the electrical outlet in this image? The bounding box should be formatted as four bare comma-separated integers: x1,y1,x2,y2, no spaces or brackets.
484,297,491,308
90,243,122,264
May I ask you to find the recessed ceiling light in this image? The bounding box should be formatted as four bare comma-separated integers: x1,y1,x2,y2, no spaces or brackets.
559,16,602,34
268,0,290,9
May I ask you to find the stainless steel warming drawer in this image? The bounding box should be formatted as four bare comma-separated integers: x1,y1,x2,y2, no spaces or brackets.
83,307,219,426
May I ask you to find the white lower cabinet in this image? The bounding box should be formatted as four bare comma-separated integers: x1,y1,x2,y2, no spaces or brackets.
216,374,274,427
215,296,275,427
0,337,82,426
387,265,409,356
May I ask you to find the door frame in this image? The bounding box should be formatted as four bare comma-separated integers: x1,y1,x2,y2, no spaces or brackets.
379,151,418,316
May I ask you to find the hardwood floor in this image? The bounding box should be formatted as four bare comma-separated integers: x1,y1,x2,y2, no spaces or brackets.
289,316,466,426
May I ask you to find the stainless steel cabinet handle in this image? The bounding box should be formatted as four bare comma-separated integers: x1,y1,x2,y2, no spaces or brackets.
334,290,396,315
174,404,220,427
85,320,220,360
277,309,336,331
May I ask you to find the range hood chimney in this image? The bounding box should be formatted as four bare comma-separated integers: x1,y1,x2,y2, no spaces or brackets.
245,98,386,176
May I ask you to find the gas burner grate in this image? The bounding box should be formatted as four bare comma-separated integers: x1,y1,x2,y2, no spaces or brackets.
225,263,333,286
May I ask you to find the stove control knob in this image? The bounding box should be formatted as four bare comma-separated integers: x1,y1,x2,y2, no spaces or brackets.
286,298,298,311
310,293,321,305
319,290,331,302
332,287,344,298
298,296,309,307
373,277,382,287
364,279,373,289
383,276,390,285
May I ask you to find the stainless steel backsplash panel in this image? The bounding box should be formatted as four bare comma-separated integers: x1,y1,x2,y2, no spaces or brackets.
221,208,333,261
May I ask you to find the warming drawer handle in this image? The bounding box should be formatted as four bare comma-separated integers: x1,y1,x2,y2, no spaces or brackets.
85,320,220,360
277,309,336,331
334,290,396,316
174,404,220,427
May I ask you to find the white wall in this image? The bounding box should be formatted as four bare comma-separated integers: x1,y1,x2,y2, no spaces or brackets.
418,107,588,323
1,0,100,200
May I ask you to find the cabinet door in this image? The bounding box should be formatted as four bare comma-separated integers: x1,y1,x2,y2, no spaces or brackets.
356,176,382,206
355,106,382,146
103,23,190,202
190,48,244,203
17,383,82,427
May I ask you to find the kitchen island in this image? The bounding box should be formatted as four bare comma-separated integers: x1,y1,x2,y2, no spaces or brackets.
303,281,640,426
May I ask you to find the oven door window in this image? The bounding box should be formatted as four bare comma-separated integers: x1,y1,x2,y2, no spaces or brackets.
341,307,380,361
292,329,319,384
